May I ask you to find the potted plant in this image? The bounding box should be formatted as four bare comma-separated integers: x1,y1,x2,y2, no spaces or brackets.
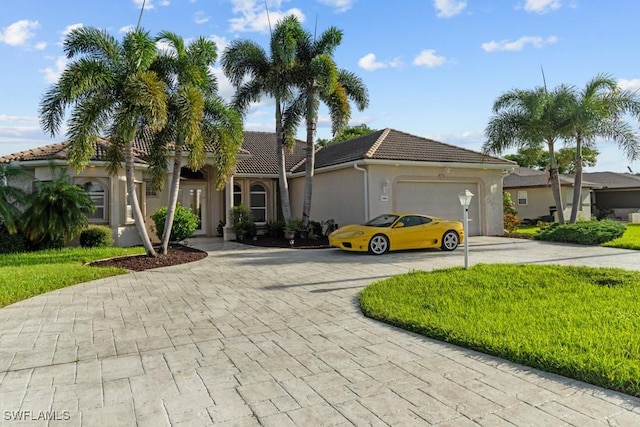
284,217,302,240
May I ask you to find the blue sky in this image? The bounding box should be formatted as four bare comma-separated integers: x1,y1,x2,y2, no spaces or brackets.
1,0,639,172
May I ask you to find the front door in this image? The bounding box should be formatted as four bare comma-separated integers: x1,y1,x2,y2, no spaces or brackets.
180,184,206,236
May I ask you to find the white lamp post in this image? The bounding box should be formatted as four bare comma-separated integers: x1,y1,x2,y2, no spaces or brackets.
458,189,474,269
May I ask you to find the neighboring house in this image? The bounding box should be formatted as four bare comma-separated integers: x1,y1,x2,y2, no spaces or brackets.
503,167,599,222
1,128,514,245
583,172,640,220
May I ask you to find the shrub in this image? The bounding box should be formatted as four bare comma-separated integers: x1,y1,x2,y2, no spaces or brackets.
79,225,113,248
229,204,256,240
503,213,521,234
503,192,517,215
151,204,199,242
534,219,626,245
265,220,285,238
0,224,28,254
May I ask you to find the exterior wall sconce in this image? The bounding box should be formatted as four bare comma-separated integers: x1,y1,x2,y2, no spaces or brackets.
382,177,390,194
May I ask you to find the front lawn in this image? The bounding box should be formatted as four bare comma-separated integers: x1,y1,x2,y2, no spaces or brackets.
603,223,640,250
360,264,640,396
0,246,144,308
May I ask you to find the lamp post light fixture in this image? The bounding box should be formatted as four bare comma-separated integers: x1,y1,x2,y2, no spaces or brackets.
458,189,474,269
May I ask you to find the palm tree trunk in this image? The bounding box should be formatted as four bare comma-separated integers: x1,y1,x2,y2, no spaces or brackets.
569,137,583,223
275,100,292,222
301,98,316,228
125,141,157,257
160,145,183,254
547,139,565,225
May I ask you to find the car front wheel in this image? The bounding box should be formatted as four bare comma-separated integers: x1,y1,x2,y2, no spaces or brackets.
441,231,459,251
368,234,389,255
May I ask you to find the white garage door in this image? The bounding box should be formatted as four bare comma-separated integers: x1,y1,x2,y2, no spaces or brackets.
395,181,481,236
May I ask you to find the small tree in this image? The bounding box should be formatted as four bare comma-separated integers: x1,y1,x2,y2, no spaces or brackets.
503,192,520,233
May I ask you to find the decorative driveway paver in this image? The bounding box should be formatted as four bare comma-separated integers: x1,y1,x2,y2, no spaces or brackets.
0,237,639,426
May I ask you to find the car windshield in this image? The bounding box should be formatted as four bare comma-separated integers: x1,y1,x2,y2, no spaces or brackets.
364,214,399,227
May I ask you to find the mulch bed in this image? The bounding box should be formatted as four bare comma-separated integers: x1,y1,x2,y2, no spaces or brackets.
236,235,330,249
90,244,208,272
90,236,330,272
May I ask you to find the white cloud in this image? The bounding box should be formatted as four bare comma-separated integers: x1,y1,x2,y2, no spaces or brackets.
119,25,135,34
481,35,558,52
618,79,640,92
433,0,466,18
210,66,235,102
524,0,561,13
413,49,446,68
194,11,210,24
229,0,305,33
0,20,39,47
317,0,355,13
34,41,47,50
357,53,402,72
132,0,170,9
40,56,68,84
58,23,84,45
209,35,229,54
0,115,39,123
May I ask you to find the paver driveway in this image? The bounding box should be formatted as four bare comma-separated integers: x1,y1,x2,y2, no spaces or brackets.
0,237,639,426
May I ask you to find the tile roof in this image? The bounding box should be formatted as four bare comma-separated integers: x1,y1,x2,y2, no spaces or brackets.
234,131,307,175
293,128,514,172
583,172,640,189
0,129,510,174
503,167,600,188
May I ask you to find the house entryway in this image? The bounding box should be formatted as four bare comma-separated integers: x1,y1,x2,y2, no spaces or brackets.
179,184,206,236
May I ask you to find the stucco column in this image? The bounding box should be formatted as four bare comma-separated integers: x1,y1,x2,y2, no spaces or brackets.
223,173,235,241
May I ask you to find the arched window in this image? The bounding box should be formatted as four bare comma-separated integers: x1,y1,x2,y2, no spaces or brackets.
82,181,107,221
233,184,242,207
250,183,267,223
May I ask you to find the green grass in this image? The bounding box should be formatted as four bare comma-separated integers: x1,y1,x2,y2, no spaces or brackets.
0,246,144,308
603,223,640,250
513,225,540,236
360,264,640,396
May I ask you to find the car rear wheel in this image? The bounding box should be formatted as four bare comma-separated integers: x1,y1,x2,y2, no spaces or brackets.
441,230,459,251
368,234,389,255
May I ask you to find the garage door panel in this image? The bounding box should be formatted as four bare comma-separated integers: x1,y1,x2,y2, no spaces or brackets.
396,182,481,236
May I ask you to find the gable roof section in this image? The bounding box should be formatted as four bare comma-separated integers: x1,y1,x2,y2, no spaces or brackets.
583,172,640,189
504,167,600,189
293,128,514,172
234,131,307,175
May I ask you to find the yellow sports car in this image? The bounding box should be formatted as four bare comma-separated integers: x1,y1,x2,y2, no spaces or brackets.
329,213,464,255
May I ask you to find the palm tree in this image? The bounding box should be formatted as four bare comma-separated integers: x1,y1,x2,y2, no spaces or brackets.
0,164,30,233
221,15,306,222
562,74,640,223
147,32,243,255
22,168,95,245
484,86,573,224
39,27,167,256
295,24,369,227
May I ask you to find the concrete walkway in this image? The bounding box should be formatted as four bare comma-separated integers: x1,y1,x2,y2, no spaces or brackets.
0,237,639,426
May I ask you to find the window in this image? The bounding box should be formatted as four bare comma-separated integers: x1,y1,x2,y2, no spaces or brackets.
517,190,528,206
233,184,242,207
250,183,267,223
145,180,158,197
82,181,107,221
125,183,143,223
398,215,422,227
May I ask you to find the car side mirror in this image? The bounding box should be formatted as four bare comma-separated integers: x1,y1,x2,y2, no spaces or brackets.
393,222,405,228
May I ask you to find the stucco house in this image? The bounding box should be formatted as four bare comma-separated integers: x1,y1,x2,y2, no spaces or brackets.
583,172,640,220
1,128,514,245
503,167,598,222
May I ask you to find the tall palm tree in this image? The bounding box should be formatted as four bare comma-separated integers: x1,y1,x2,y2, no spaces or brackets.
295,24,369,227
147,32,243,254
0,164,30,233
39,27,167,256
563,74,640,223
484,86,573,224
221,15,305,222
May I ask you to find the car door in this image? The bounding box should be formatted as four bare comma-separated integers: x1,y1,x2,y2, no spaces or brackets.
391,215,427,249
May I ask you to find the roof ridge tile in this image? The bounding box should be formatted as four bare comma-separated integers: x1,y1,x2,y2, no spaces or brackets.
365,128,390,158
